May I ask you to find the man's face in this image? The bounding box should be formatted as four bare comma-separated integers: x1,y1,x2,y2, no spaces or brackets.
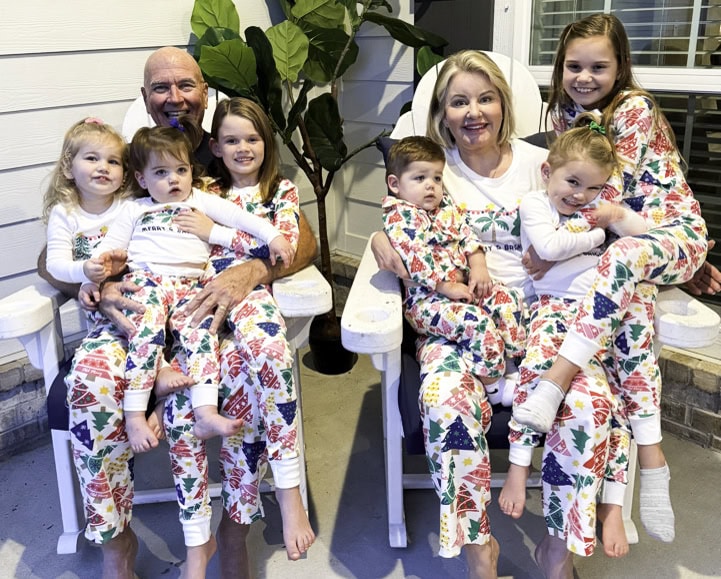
141,51,208,127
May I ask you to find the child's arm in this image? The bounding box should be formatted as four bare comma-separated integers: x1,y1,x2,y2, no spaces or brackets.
520,191,606,262
595,202,648,237
46,206,93,284
467,250,493,299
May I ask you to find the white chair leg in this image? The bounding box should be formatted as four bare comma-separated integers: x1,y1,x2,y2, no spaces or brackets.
373,349,407,548
292,348,309,512
51,430,84,554
623,440,639,544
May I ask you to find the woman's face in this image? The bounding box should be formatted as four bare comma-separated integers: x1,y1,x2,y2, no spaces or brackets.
443,71,503,155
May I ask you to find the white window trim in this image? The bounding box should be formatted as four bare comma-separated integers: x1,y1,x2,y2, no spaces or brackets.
493,0,721,94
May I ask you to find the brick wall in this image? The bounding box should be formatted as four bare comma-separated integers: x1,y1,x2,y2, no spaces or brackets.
0,359,47,457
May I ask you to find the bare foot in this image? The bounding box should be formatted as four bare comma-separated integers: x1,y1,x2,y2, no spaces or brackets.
180,535,217,579
155,366,195,397
276,486,315,560
534,534,573,579
499,463,529,519
597,503,629,558
217,513,252,579
125,411,159,453
146,402,166,442
465,535,499,579
101,527,138,579
193,406,243,441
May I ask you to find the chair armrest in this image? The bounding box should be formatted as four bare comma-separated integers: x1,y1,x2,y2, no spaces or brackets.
0,280,70,340
655,286,720,349
272,265,332,319
341,238,403,354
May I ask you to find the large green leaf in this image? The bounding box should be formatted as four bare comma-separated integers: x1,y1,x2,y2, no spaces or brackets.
198,40,258,95
266,21,310,83
191,0,240,39
416,45,444,77
363,12,448,48
284,79,314,142
245,26,286,131
301,23,358,83
193,26,241,60
292,0,346,30
305,93,347,171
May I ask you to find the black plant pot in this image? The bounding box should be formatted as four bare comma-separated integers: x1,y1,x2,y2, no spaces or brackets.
308,314,357,375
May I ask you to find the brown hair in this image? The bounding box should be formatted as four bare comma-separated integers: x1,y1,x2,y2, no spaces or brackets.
209,97,282,203
427,50,516,148
127,117,204,197
43,118,128,221
386,136,446,187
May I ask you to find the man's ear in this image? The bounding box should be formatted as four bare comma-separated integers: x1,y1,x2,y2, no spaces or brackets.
541,161,551,183
140,87,148,110
387,174,400,195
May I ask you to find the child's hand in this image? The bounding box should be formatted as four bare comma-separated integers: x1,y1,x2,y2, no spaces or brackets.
83,257,108,283
468,270,494,300
269,235,296,268
174,208,214,242
593,203,626,229
97,249,128,279
436,281,473,302
78,282,101,310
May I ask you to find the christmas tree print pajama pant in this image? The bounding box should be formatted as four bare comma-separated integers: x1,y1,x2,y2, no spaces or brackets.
416,334,496,558
122,270,219,414
404,284,526,385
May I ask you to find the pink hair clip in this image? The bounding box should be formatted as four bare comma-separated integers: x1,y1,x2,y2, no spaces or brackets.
84,117,105,125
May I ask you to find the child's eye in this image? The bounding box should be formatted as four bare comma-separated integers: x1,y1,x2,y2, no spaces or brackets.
225,138,238,145
177,166,189,174
248,137,260,144
565,63,580,72
154,169,167,177
434,176,443,183
592,65,607,72
109,159,121,166
84,155,98,162
414,176,425,182
567,179,579,186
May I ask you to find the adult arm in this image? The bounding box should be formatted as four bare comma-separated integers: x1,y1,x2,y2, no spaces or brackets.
370,231,409,279
186,209,317,333
684,239,721,296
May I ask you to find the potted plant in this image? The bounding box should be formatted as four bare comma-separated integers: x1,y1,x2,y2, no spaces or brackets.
190,0,446,373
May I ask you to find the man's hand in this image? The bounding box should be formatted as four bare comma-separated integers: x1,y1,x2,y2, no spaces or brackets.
522,245,553,280
371,232,410,279
683,240,721,295
98,280,144,338
78,283,101,310
186,259,268,334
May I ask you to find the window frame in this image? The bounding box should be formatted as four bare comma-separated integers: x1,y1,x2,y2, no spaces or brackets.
492,0,721,94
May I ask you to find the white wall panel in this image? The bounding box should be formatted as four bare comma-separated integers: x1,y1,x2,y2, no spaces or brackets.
0,166,51,226
0,221,46,278
0,103,131,171
0,51,153,113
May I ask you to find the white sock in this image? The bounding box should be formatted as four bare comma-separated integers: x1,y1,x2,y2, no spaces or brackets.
640,464,675,542
513,379,565,433
486,377,506,406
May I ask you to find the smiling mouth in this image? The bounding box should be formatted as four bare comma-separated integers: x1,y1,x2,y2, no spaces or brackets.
164,111,187,119
573,87,596,94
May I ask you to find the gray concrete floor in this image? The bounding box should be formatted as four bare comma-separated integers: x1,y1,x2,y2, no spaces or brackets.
1,349,720,579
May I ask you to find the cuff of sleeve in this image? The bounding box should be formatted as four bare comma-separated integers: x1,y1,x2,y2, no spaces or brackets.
508,444,534,467
208,225,236,249
601,481,627,506
191,384,219,409
124,389,152,412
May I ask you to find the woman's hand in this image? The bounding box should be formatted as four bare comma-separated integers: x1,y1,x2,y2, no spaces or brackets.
371,231,409,279
98,279,144,338
683,240,721,295
185,260,268,334
174,208,215,242
522,245,553,280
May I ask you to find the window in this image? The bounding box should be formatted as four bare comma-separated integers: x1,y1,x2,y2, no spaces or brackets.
495,0,721,305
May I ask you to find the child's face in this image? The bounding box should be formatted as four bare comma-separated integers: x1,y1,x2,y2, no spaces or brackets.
135,152,193,204
211,114,265,188
65,139,124,204
387,160,444,211
543,159,610,216
562,35,619,110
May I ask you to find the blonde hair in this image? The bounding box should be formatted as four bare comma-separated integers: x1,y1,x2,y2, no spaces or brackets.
209,97,283,204
546,113,616,174
42,119,128,221
427,50,516,149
